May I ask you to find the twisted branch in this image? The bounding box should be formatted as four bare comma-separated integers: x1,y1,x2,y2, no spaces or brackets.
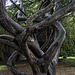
42,21,66,69
0,35,20,50
7,51,28,75
0,0,25,36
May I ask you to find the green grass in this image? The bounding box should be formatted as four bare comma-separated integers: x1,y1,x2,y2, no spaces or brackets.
67,57,75,59
0,65,7,70
59,57,75,59
59,57,75,66
59,57,63,59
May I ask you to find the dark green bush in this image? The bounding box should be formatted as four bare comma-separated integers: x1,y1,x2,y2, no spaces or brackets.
60,13,75,58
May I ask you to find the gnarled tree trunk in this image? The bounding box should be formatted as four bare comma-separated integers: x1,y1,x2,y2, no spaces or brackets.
0,0,75,75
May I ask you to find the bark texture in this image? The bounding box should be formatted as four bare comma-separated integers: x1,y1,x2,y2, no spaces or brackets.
0,0,75,75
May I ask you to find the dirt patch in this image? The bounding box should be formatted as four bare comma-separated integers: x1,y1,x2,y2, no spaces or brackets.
0,62,75,75
56,66,75,75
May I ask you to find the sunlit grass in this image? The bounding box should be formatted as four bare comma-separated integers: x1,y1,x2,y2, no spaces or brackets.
59,57,75,66
67,57,75,59
59,57,63,59
0,65,6,68
59,57,75,59
0,65,7,70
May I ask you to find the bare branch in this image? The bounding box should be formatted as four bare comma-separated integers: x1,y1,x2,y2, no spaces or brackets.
0,35,19,50
0,35,14,41
42,21,66,68
10,0,27,16
41,25,55,51
27,35,44,58
7,15,25,32
26,0,64,26
20,42,40,74
0,0,25,35
7,51,28,75
33,0,75,30
17,28,44,58
26,1,55,26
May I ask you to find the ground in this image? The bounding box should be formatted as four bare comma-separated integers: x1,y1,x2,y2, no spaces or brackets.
0,61,75,75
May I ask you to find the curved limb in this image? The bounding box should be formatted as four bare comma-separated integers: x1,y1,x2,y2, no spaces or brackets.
41,25,56,51
36,19,60,74
47,29,60,75
48,49,60,75
26,1,55,26
18,29,44,58
32,0,75,31
17,26,44,58
19,40,39,75
10,0,27,17
0,35,20,50
15,0,27,21
0,35,14,41
27,35,44,58
26,0,63,26
0,0,25,36
41,21,66,70
19,22,63,75
7,51,28,75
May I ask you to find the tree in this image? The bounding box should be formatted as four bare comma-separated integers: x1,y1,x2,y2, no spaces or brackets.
0,0,75,75
61,13,75,58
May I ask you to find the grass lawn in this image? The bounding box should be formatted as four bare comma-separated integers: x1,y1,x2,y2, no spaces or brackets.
59,56,75,59
58,57,75,66
0,65,7,70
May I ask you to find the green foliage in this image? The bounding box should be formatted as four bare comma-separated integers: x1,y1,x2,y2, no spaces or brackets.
0,26,8,34
0,65,7,71
60,13,75,57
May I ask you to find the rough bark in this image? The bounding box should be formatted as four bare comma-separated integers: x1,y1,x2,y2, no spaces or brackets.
0,0,75,75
